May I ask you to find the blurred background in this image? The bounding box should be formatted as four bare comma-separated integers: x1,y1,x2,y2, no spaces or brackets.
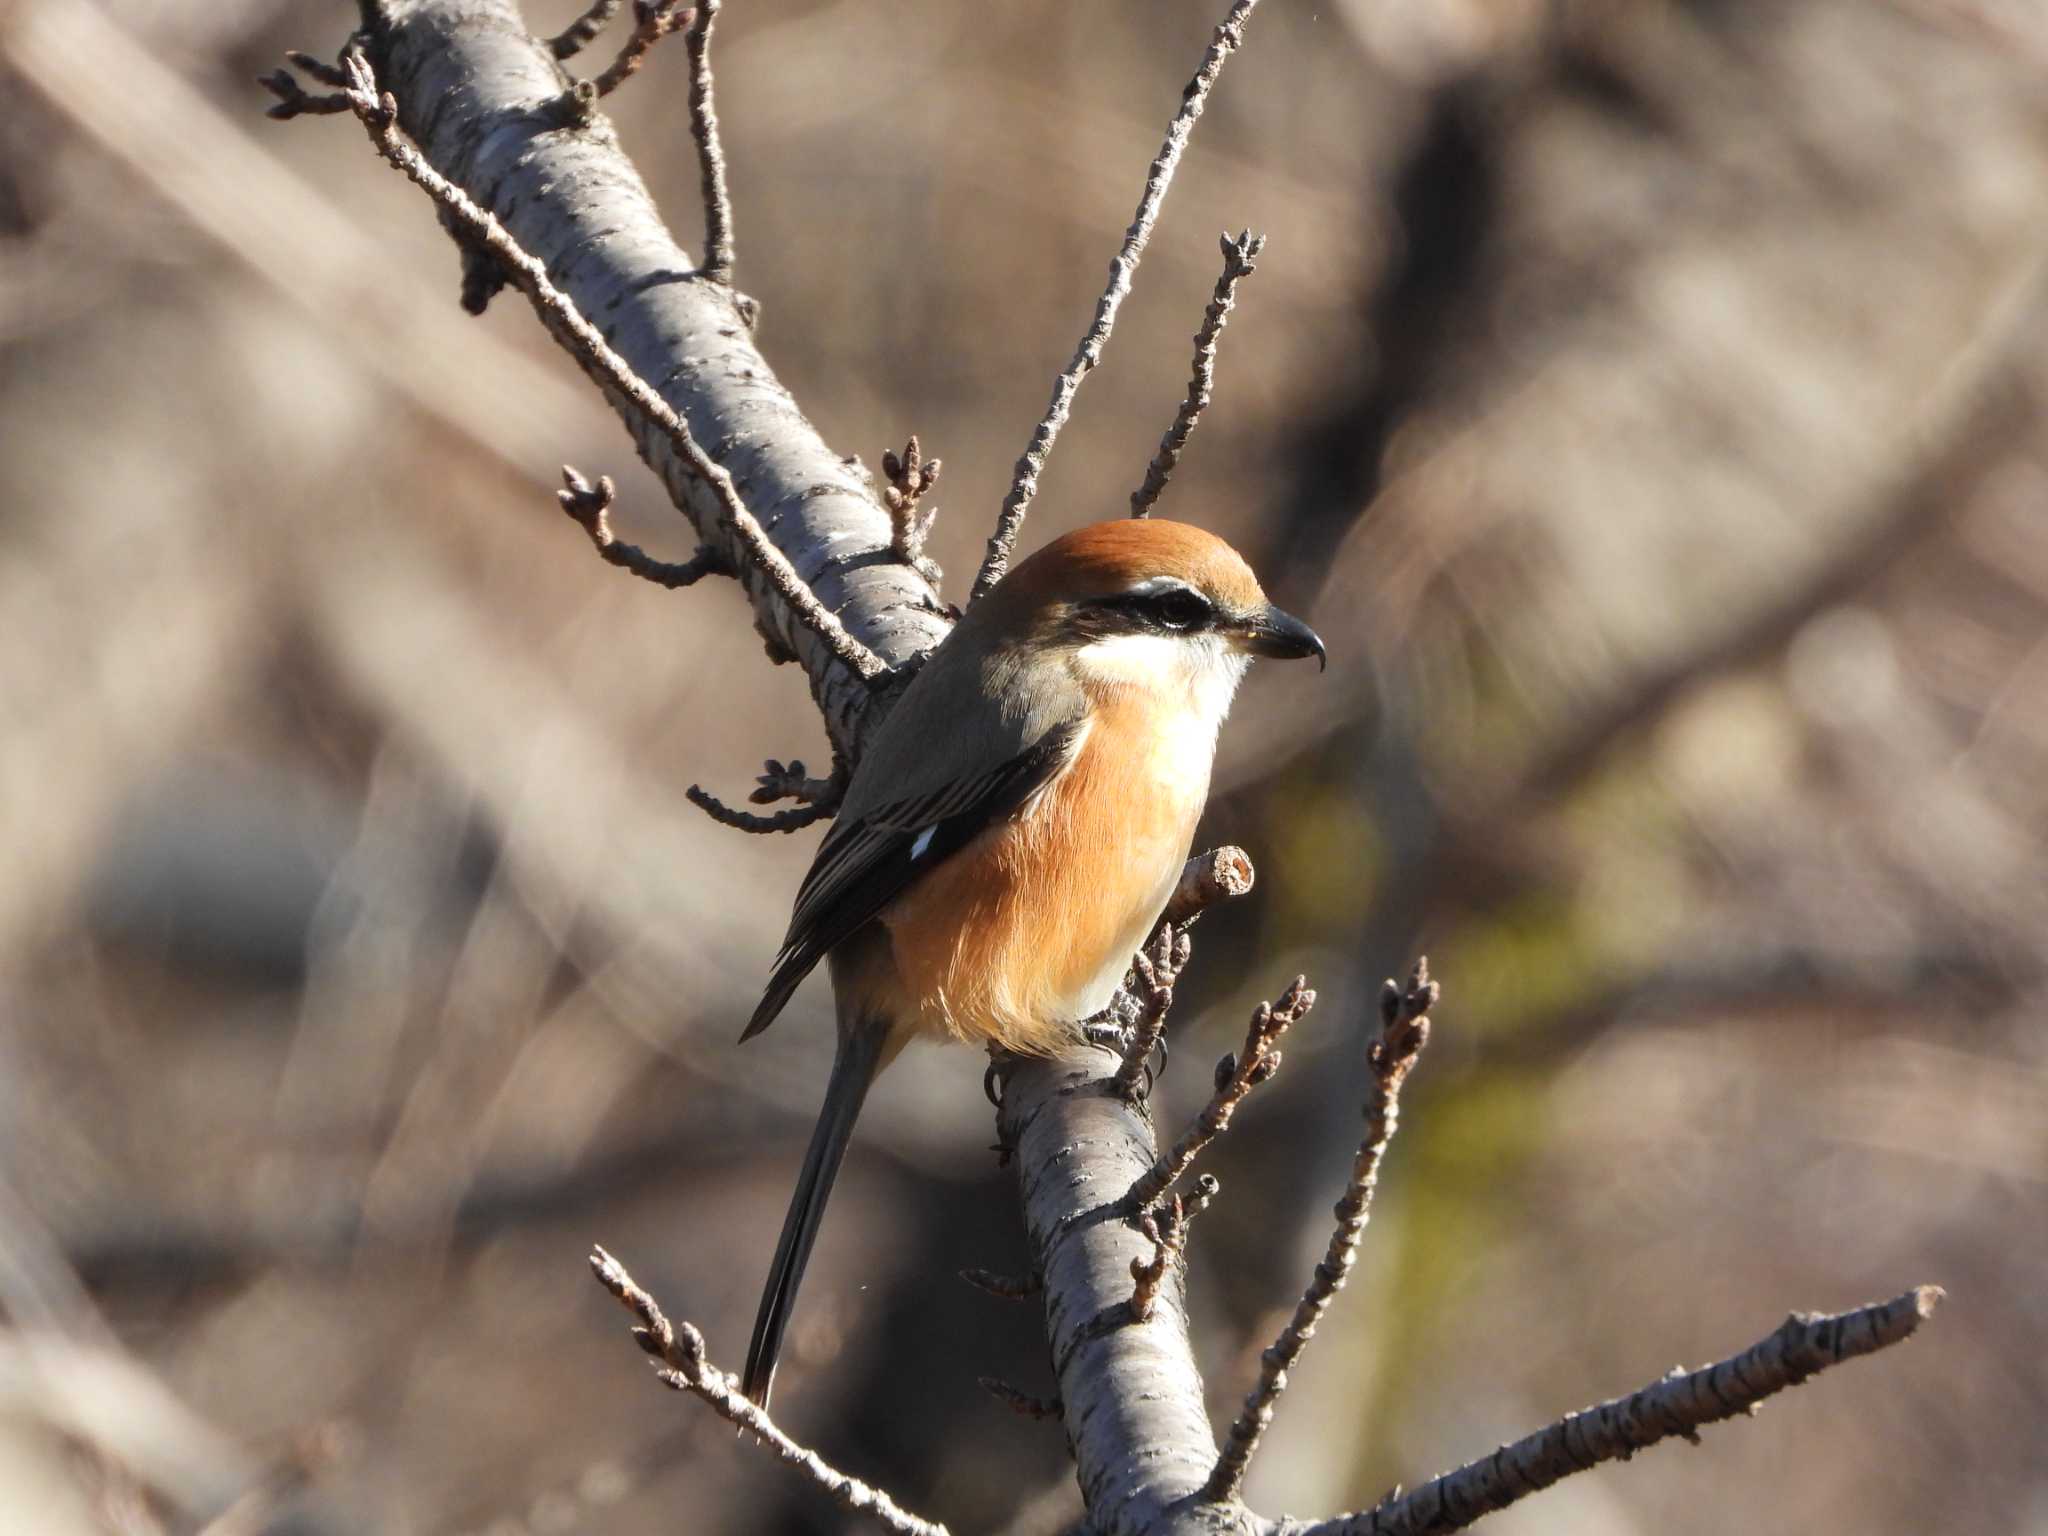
3,0,2045,1531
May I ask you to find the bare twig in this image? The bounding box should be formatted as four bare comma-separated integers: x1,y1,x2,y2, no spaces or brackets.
328,48,888,686
1303,1287,1946,1536
1131,230,1265,518
882,436,945,589
970,0,1264,601
557,466,729,588
979,1378,1064,1421
589,1247,953,1536
684,0,735,279
961,1266,1042,1301
549,0,624,59
686,782,839,834
1128,1195,1191,1323
589,0,690,97
1112,923,1188,1100
1121,975,1314,1213
1205,959,1438,1502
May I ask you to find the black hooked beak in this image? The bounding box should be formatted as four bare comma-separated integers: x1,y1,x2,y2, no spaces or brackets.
1238,604,1326,670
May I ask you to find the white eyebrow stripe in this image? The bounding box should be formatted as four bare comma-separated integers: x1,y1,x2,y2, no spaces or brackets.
908,825,937,861
1121,575,1202,598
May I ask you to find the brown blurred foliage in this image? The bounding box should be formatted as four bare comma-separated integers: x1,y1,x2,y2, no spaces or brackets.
2,0,2045,1532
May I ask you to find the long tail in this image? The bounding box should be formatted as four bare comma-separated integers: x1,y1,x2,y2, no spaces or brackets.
742,1022,887,1406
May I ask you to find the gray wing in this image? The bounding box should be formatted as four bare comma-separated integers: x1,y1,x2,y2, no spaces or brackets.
740,632,1085,1041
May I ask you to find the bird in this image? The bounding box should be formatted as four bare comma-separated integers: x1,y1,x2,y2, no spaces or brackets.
738,517,1324,1405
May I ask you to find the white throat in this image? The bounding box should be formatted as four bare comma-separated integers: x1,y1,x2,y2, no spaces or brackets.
1072,630,1250,730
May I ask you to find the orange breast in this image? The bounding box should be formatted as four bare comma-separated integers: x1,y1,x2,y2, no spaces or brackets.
874,689,1210,1054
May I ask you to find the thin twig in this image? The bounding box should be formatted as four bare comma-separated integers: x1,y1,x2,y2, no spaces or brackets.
589,1247,952,1536
1303,1286,1946,1536
590,0,690,97
969,0,1263,601
1111,924,1188,1100
979,1378,1065,1421
1121,975,1314,1214
329,49,888,684
1130,229,1265,518
687,782,840,834
257,57,349,119
549,0,624,59
557,465,729,587
1126,1198,1182,1323
882,436,944,589
684,0,735,279
960,1266,1042,1301
1205,959,1438,1502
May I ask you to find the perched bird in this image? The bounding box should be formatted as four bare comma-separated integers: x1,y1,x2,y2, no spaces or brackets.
739,518,1324,1404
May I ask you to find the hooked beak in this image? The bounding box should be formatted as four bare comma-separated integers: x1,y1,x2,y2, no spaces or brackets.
1235,604,1326,670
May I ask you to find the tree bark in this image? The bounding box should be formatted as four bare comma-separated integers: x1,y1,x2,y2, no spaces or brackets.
367,0,949,753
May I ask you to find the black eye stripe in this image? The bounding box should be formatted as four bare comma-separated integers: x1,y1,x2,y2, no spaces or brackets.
1089,584,1214,632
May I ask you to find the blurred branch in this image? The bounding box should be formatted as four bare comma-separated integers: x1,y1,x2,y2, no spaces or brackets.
548,0,623,60
5,0,610,472
589,1247,953,1536
1301,1288,1945,1536
971,0,1264,601
1505,244,2048,808
1206,961,1436,1502
585,0,690,97
1131,230,1265,518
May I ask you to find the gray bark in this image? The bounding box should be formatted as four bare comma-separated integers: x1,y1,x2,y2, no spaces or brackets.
367,0,950,754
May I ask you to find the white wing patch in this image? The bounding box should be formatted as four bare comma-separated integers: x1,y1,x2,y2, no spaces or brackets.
908,825,937,861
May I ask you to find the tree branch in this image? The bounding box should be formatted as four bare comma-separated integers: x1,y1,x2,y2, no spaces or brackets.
971,0,1264,601
1131,229,1265,519
589,1247,952,1536
1297,1287,1945,1536
556,464,730,587
1207,961,1437,1501
327,45,889,696
351,0,947,752
290,9,1952,1533
684,0,735,280
548,0,622,60
1121,977,1315,1215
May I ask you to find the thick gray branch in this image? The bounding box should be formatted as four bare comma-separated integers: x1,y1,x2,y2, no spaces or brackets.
998,1049,1262,1536
365,0,948,752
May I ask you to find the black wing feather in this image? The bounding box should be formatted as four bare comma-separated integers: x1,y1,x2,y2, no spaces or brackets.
740,723,1082,1041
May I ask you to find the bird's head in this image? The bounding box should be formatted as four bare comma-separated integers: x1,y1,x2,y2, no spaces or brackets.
978,519,1325,706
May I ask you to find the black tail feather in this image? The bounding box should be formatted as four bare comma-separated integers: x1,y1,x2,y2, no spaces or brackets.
742,1023,887,1407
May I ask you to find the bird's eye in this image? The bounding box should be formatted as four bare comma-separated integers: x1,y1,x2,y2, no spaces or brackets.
1143,588,1211,631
